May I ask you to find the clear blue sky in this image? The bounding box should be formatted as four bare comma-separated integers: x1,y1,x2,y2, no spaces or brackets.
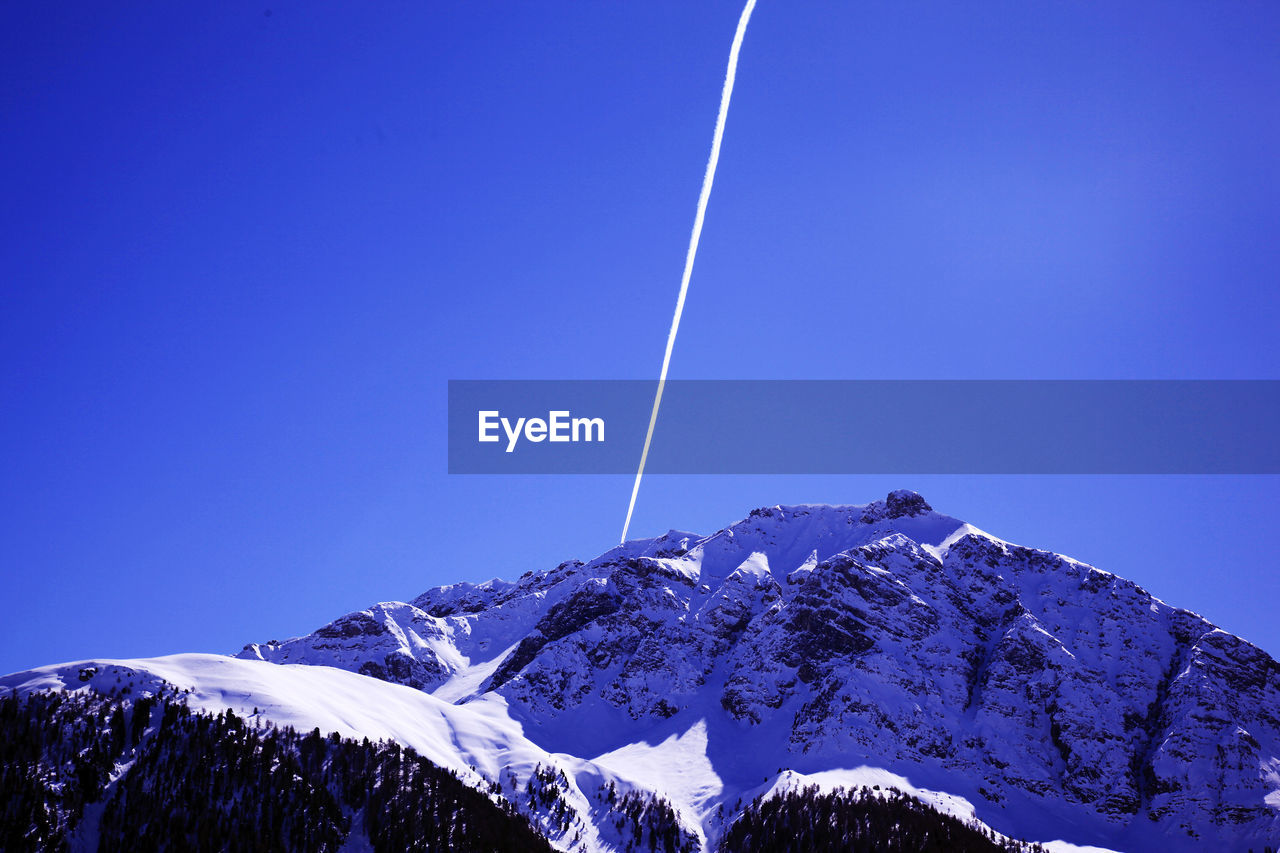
3,1,1278,675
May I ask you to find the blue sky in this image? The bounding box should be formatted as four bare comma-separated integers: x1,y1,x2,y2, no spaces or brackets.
3,1,1278,675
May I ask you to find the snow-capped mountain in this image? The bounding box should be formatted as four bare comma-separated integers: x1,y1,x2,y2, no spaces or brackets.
5,491,1278,851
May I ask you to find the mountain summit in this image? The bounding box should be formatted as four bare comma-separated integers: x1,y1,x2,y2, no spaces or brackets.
229,491,1280,851
6,492,1279,851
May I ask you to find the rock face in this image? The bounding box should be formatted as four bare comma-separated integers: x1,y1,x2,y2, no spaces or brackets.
241,601,456,690
237,493,1280,851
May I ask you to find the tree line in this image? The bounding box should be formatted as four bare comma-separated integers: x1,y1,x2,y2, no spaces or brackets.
0,688,552,852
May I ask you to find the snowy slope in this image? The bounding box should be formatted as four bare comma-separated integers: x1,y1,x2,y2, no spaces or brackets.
0,653,1055,852
0,654,650,851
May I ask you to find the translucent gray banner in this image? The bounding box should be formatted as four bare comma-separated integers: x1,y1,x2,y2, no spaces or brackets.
447,380,1280,474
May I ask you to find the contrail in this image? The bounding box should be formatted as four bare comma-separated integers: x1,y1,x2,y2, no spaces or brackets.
621,0,758,544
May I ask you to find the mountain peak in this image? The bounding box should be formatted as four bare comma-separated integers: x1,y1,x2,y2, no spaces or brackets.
885,488,932,518
216,493,1280,852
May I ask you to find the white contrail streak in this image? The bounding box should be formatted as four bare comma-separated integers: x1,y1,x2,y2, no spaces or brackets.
620,0,758,544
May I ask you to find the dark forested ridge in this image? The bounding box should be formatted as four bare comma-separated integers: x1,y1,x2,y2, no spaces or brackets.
717,785,1048,853
4,686,1162,853
0,688,553,852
